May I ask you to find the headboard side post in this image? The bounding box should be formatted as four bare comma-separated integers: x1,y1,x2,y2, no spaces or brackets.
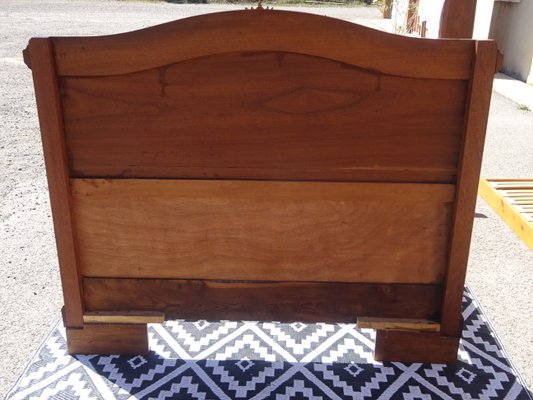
26,38,84,328
440,40,498,338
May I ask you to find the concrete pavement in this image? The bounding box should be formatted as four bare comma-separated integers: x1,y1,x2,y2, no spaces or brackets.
494,72,533,111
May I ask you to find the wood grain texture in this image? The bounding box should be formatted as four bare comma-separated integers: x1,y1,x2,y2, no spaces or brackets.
356,317,440,332
478,178,533,250
66,324,148,355
83,311,165,324
72,179,454,283
60,51,467,182
440,0,477,38
440,41,498,337
26,9,498,361
26,38,84,328
52,10,474,79
83,278,443,322
374,330,460,363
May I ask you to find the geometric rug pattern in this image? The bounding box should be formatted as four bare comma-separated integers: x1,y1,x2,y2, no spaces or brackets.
7,287,532,399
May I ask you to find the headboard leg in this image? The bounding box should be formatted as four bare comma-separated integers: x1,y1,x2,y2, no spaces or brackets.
374,330,460,364
65,323,149,355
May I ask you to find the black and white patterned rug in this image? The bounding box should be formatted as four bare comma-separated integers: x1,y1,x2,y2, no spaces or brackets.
7,287,532,399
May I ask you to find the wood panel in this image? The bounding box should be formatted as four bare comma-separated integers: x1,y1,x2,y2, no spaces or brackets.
83,278,443,322
72,179,454,283
25,8,497,362
26,39,84,328
52,10,474,79
61,51,467,182
440,41,498,337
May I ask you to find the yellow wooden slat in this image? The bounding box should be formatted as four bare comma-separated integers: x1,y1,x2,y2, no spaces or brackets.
504,192,533,196
490,182,533,189
478,178,533,251
500,192,533,197
508,199,533,205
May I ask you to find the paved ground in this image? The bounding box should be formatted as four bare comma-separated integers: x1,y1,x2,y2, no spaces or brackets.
1,1,532,397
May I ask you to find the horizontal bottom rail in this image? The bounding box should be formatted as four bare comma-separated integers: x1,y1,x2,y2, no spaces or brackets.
83,278,442,323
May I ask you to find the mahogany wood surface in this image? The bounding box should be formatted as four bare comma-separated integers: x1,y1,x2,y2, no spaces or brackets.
66,324,148,355
26,39,84,328
53,10,474,79
60,51,467,182
440,41,498,337
374,330,460,364
83,278,443,322
24,9,498,360
72,179,454,283
356,317,440,333
440,0,478,39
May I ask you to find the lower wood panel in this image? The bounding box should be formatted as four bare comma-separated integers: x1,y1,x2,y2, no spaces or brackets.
72,179,454,284
83,278,442,322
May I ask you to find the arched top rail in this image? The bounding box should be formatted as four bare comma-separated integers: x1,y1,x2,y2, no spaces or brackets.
42,10,477,79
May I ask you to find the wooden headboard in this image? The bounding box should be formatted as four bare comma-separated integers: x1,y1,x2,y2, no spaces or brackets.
25,10,498,362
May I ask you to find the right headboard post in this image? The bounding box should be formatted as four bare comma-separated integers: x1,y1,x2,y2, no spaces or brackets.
440,40,498,338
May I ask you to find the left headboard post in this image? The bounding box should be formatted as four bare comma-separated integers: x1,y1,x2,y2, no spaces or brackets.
25,38,84,328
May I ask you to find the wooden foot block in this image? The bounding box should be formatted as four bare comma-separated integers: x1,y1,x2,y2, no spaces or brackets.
66,323,148,355
374,330,459,364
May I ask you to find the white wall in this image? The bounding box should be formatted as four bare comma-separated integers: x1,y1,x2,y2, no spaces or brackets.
391,0,444,37
489,0,533,83
417,0,445,38
473,0,495,39
391,0,409,34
